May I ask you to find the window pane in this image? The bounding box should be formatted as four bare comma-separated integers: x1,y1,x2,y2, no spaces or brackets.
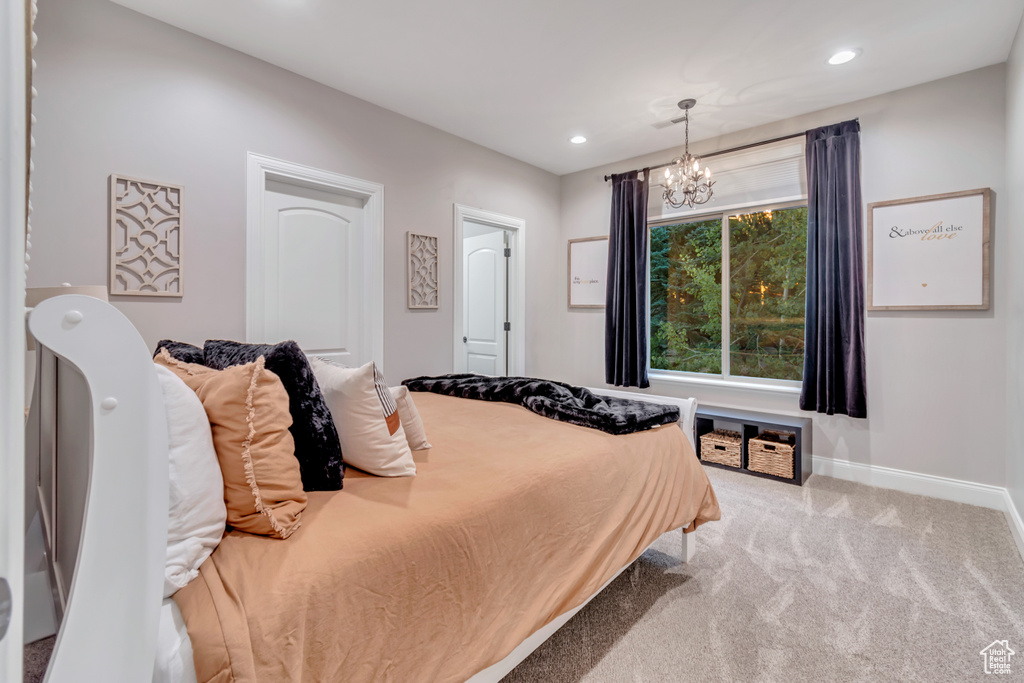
728,207,807,381
650,218,722,374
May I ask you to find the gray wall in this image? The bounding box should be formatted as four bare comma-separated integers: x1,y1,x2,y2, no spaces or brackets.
30,0,1015,490
555,65,1008,486
1007,18,1024,512
29,0,563,384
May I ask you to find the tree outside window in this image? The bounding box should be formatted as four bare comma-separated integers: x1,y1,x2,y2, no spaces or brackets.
650,205,807,382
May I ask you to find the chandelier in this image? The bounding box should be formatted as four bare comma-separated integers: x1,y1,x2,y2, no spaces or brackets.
662,99,714,209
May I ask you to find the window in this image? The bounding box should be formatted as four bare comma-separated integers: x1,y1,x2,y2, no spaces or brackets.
650,204,807,383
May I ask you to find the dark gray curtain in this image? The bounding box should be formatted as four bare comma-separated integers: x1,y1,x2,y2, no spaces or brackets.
801,120,867,417
605,169,650,388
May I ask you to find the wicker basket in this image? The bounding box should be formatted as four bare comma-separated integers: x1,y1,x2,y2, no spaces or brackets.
700,429,742,468
748,430,796,479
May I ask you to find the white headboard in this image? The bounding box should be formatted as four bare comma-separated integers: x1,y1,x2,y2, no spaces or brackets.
25,295,168,682
586,386,697,450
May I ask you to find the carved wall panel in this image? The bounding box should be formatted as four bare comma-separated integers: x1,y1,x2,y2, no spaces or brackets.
109,175,182,296
407,232,438,309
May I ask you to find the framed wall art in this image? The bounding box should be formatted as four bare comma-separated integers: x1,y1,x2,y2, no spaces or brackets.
867,188,991,311
408,231,439,309
567,236,608,309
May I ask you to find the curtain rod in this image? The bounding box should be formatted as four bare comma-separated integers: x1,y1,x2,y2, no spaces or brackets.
601,122,857,182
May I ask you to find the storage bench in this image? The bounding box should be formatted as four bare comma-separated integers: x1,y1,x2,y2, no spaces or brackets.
693,406,811,486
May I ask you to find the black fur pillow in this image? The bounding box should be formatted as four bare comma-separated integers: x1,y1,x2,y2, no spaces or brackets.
203,339,344,491
153,339,204,365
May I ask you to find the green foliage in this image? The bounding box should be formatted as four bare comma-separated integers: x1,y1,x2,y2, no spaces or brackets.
650,207,807,381
650,218,722,374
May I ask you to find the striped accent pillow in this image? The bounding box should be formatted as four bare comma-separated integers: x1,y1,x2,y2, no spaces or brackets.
372,364,400,435
309,357,415,477
317,358,399,435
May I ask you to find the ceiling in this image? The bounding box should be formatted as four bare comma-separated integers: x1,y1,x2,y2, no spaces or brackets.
111,0,1024,176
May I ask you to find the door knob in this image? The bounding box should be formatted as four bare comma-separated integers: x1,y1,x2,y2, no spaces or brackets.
0,577,11,642
463,336,467,343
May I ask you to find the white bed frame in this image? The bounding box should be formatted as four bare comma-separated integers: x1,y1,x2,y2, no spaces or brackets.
25,296,699,683
25,295,168,682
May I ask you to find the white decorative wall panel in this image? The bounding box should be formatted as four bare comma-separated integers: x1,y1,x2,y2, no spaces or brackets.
408,232,438,309
109,175,182,296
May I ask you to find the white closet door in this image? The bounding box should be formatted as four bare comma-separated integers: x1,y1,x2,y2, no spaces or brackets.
261,180,365,366
463,229,507,376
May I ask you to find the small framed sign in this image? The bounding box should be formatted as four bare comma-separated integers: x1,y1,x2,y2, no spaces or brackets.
567,236,608,308
867,188,991,311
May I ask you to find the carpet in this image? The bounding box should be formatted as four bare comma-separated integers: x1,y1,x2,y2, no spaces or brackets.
503,467,1024,682
22,468,1024,681
23,635,53,683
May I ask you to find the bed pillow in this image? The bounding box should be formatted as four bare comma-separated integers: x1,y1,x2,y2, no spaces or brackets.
156,349,307,539
203,339,344,492
154,339,205,365
154,364,227,598
310,357,415,477
389,385,432,451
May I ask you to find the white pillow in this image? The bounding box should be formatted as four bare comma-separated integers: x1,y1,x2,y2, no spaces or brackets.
389,386,432,451
155,364,227,598
309,358,416,477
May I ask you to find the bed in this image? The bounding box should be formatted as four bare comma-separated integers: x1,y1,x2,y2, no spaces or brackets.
26,295,720,682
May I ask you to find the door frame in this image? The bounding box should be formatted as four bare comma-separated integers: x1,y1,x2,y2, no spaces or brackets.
453,204,526,376
246,153,384,369
0,0,27,676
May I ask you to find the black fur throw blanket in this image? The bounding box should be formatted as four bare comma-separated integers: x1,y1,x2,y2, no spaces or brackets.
402,374,679,436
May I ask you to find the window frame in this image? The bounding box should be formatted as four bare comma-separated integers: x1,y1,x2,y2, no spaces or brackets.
647,198,808,391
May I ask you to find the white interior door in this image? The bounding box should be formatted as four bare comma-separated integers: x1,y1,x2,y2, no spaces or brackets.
261,179,365,366
463,226,508,376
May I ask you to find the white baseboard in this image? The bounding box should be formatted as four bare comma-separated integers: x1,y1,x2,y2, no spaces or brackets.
813,456,1024,564
812,456,1005,510
23,570,56,644
1002,489,1024,564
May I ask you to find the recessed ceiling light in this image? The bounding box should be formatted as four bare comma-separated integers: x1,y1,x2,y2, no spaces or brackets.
570,135,587,144
828,49,859,65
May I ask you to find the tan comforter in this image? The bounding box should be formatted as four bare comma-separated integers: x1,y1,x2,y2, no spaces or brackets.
174,393,720,683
